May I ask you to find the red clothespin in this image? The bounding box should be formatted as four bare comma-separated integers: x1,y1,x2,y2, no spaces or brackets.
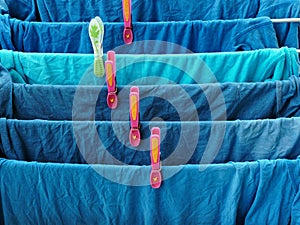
150,127,162,189
129,86,140,146
122,0,133,44
105,51,118,109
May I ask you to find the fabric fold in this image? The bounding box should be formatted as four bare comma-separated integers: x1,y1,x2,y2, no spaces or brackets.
0,48,298,85
0,15,279,53
21,0,260,22
3,76,300,121
1,118,300,165
0,158,298,224
2,0,298,48
0,65,12,118
258,0,300,48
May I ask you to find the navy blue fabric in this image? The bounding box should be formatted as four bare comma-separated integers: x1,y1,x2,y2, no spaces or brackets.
0,15,279,53
2,0,38,21
0,158,299,224
1,118,300,165
1,71,300,121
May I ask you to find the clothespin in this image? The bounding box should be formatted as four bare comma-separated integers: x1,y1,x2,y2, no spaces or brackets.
150,127,162,189
105,51,118,109
122,0,133,44
89,16,105,77
129,86,140,146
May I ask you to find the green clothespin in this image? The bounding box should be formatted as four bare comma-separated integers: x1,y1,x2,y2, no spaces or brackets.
89,16,105,77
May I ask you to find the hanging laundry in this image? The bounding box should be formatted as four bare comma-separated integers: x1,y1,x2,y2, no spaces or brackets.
0,1,299,224
0,61,300,121
1,0,259,22
2,0,298,48
0,15,279,53
258,0,300,48
0,157,298,224
1,118,300,164
1,75,300,121
0,47,298,85
3,0,298,48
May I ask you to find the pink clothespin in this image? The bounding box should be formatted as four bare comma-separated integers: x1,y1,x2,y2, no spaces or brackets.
150,127,162,189
122,0,133,44
105,51,118,109
129,86,140,146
